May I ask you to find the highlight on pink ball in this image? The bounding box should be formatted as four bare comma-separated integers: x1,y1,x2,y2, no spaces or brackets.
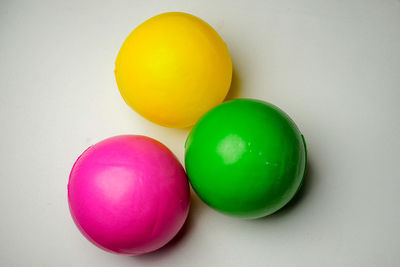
68,135,190,255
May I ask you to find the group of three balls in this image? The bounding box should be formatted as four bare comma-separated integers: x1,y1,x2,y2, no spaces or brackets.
68,12,307,255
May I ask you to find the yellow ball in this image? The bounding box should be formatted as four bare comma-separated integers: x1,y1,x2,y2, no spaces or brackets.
115,12,232,128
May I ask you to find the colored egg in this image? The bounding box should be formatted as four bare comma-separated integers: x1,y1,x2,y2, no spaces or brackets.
185,99,307,219
115,12,232,128
68,135,190,255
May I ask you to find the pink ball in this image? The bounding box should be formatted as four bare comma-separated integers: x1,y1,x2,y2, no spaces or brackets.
68,135,190,255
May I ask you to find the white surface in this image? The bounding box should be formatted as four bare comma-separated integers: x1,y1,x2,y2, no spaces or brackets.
1,0,400,266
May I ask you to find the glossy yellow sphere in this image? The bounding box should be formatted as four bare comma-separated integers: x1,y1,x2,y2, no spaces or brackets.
115,12,232,128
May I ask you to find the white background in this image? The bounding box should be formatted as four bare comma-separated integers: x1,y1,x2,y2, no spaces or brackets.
1,0,400,266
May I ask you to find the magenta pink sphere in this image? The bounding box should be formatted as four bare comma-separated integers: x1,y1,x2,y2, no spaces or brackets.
68,135,190,255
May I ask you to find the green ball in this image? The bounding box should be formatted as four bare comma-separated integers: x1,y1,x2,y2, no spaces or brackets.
185,99,307,219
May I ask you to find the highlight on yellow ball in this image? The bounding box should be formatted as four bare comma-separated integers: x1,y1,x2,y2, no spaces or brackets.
115,12,232,128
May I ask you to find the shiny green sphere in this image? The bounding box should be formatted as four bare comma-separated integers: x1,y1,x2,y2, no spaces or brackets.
185,99,307,219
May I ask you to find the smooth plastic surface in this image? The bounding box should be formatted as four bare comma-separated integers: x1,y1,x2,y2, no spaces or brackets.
185,99,307,219
68,135,190,255
115,12,232,128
